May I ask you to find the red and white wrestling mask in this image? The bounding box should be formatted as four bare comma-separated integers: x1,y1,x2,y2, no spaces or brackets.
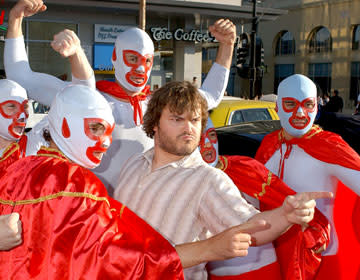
0,79,28,141
48,85,115,169
199,117,219,167
277,74,317,137
112,27,154,93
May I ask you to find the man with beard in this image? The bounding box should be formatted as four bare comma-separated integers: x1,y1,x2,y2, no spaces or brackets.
255,74,360,279
113,80,333,280
6,0,235,193
199,118,330,280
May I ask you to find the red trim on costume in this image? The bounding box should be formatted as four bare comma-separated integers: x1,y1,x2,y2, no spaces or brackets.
96,80,151,125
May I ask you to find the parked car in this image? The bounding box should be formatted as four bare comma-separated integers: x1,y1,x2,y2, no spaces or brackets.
210,96,279,128
215,120,281,158
25,100,49,131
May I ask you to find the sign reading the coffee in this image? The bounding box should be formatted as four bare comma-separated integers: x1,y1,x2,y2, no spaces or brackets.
150,27,216,43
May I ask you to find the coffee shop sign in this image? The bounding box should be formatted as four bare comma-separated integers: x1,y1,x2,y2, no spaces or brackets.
150,27,216,43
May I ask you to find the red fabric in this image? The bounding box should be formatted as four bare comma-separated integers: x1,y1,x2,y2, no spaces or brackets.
255,125,360,280
96,80,151,125
218,155,330,280
208,261,282,280
0,147,184,280
0,135,27,175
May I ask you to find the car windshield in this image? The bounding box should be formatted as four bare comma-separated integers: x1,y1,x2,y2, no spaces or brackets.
230,108,272,124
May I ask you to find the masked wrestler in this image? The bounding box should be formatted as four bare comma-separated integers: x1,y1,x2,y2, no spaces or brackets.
0,79,49,174
5,0,235,193
200,117,330,280
255,74,360,280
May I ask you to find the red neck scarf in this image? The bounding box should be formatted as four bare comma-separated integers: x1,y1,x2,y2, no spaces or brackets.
96,80,151,126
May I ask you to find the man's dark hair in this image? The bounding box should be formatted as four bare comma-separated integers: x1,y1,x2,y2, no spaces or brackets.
143,81,208,139
334,89,339,96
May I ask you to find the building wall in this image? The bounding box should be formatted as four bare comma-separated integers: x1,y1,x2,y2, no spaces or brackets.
257,0,360,111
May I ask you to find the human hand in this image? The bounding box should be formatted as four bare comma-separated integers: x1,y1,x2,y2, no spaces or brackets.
282,192,333,227
0,213,22,251
208,19,236,46
207,219,269,261
51,29,81,58
10,0,47,19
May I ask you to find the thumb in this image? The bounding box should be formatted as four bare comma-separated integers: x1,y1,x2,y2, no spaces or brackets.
233,219,269,235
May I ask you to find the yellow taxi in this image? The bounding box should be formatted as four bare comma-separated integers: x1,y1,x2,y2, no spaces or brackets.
210,96,279,128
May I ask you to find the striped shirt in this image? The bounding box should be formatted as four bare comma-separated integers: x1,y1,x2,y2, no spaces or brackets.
114,148,259,280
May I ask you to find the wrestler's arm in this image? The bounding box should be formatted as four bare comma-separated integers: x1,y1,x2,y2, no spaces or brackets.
5,0,95,107
199,19,235,110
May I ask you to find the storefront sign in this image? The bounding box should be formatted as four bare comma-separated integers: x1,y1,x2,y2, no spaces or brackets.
0,0,6,31
94,24,130,43
150,27,216,43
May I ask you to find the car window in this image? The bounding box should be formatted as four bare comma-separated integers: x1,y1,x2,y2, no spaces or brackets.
32,101,50,114
230,108,272,124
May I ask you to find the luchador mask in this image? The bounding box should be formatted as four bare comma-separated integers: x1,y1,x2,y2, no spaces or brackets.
0,79,28,141
112,27,154,93
48,85,115,169
199,117,219,167
277,74,317,137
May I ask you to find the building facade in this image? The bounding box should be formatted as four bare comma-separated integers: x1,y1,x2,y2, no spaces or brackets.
256,0,360,111
0,0,284,95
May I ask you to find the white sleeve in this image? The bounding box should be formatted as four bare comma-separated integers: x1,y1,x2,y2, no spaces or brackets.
25,116,49,156
199,62,229,110
5,36,96,106
328,163,360,196
71,73,96,89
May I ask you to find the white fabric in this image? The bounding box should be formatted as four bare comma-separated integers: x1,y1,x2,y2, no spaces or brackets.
5,35,229,192
114,148,259,280
265,144,360,256
5,36,95,107
25,116,49,156
48,85,114,169
112,28,154,92
277,74,317,137
0,79,28,140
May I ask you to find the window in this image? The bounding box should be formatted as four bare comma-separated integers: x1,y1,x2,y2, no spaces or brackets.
26,21,78,79
308,63,332,96
308,27,332,53
229,108,272,125
350,62,360,102
275,31,295,56
352,25,360,50
274,64,295,93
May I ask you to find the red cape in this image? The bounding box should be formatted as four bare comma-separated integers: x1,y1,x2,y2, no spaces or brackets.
218,155,330,280
0,135,27,176
255,125,360,279
0,147,184,280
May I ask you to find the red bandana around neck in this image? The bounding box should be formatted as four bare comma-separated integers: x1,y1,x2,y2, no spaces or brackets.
96,80,151,126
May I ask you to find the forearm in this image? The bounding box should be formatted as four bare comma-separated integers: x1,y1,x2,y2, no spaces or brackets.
68,47,94,81
175,239,212,269
248,207,292,245
6,9,23,39
215,42,234,70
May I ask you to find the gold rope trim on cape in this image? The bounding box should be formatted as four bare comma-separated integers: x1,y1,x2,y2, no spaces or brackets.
119,204,126,219
36,146,68,161
0,142,20,162
217,156,228,171
305,125,323,139
254,171,273,199
0,191,110,207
